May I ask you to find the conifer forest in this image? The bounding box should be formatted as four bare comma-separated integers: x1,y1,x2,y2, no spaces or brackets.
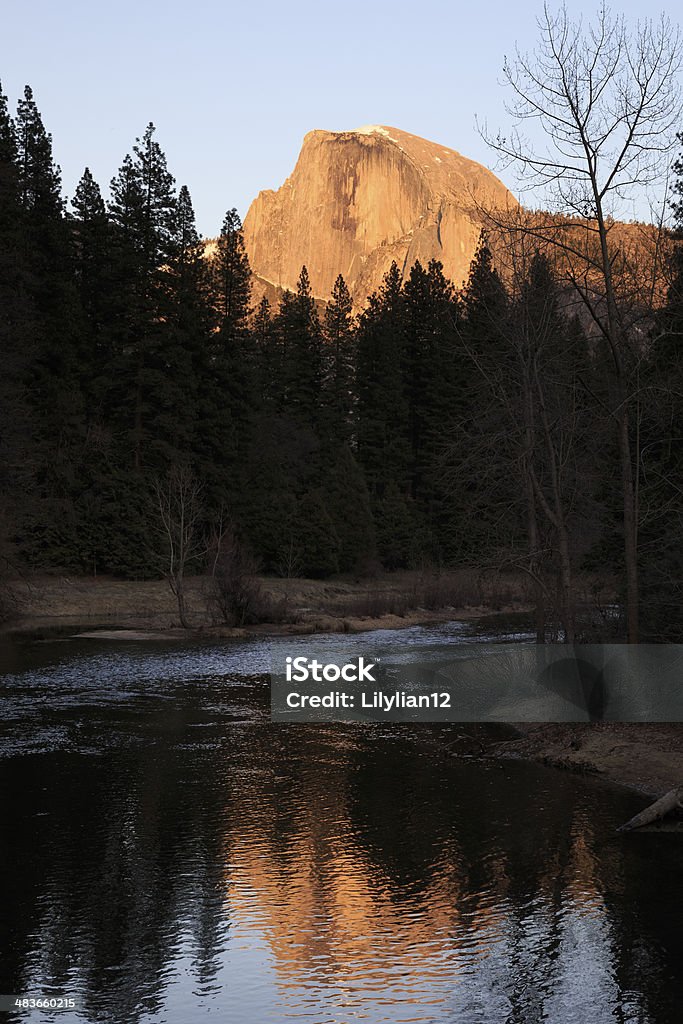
2,82,683,643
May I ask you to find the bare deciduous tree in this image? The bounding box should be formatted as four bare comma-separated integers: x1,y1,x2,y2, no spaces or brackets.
483,4,682,642
152,466,204,629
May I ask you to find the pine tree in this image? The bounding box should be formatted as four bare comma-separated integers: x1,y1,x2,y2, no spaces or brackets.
321,445,376,572
354,263,417,567
200,207,254,517
13,86,87,569
356,262,411,496
0,81,18,199
252,296,279,406
243,279,327,569
108,155,143,242
462,234,508,354
276,266,323,426
374,481,415,570
239,414,314,572
15,85,62,219
0,80,22,363
73,166,105,220
109,122,176,267
83,124,186,574
67,168,119,572
210,208,251,331
173,185,201,272
322,274,356,442
0,82,33,572
155,184,209,465
71,168,110,367
400,259,464,560
107,124,179,473
291,490,341,577
446,234,513,559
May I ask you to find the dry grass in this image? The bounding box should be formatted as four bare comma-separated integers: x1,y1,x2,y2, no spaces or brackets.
5,567,530,633
298,569,527,621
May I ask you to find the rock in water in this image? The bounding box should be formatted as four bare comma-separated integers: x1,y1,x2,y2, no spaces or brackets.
243,125,515,306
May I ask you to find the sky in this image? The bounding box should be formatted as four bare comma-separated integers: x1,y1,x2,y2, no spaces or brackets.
2,0,682,236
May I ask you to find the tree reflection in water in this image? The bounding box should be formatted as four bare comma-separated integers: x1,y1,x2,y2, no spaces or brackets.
0,656,680,1023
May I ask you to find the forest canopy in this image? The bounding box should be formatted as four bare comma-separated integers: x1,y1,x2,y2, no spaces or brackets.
1,74,682,642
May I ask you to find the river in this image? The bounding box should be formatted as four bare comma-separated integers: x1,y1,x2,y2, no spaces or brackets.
0,624,681,1023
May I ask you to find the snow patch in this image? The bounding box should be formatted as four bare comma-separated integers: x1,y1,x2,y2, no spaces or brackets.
355,124,389,136
352,125,398,143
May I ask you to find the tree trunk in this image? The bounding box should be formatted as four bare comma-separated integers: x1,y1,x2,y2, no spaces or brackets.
527,487,546,643
174,569,191,629
556,525,575,644
595,199,639,644
618,404,639,643
531,363,575,644
522,376,546,642
617,787,682,832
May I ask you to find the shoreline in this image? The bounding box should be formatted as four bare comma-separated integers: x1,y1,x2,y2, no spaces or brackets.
491,722,683,801
3,571,681,808
2,569,533,640
5,605,517,642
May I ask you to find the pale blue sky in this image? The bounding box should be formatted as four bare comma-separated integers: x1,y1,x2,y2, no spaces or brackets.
2,1,681,235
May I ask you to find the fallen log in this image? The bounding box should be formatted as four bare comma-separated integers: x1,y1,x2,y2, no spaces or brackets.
617,787,683,832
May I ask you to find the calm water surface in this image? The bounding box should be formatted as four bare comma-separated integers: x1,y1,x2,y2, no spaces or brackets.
0,625,680,1023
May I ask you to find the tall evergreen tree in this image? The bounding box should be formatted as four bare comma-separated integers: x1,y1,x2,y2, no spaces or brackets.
444,233,513,558
13,86,87,568
73,166,105,220
462,234,508,355
252,295,279,406
290,490,341,577
321,445,376,572
276,266,323,426
240,272,327,569
0,81,18,197
356,262,410,498
109,123,176,267
322,274,356,443
15,85,62,219
210,208,251,331
355,263,415,567
80,124,184,574
107,123,178,473
0,82,33,572
67,168,118,572
155,184,209,464
200,208,254,517
401,259,464,560
71,168,110,371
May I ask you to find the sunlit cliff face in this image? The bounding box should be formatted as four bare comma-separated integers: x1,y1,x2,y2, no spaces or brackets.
242,125,516,306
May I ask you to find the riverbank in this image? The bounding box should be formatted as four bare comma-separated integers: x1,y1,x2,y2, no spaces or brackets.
492,722,683,800
3,568,533,637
